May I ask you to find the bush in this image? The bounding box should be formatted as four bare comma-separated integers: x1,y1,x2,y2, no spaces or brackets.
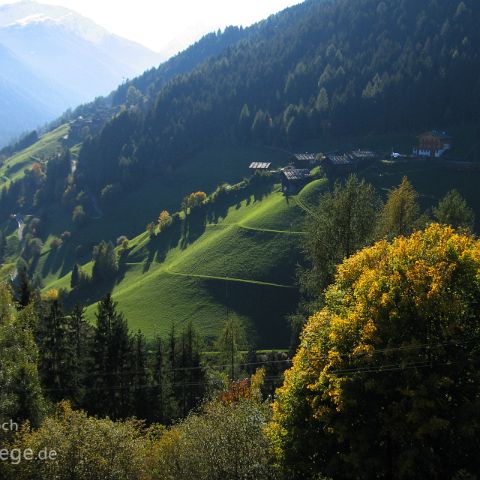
2,402,147,480
149,398,275,480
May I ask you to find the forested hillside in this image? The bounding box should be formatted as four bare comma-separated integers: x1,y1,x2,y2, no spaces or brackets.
72,0,480,195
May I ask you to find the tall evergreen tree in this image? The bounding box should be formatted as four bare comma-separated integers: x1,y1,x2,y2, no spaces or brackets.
217,318,246,381
177,322,204,416
131,330,151,419
300,175,382,303
37,297,75,402
68,304,91,405
151,335,177,423
88,293,132,419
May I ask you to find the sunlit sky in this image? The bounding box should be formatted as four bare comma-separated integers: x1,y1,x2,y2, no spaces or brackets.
0,0,302,55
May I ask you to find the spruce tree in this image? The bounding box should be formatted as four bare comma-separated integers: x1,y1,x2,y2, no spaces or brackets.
38,298,75,402
151,335,177,423
68,304,90,405
178,322,204,415
88,293,133,419
131,331,151,419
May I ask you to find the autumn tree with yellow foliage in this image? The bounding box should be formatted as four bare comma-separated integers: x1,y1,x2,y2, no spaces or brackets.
377,176,421,238
271,224,480,479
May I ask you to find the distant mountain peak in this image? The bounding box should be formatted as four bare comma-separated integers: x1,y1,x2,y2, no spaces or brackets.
0,0,162,146
0,1,111,43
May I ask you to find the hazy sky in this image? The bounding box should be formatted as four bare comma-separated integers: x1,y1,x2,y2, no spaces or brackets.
0,0,301,55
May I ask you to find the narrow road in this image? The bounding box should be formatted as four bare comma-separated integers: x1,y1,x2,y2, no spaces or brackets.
10,214,26,281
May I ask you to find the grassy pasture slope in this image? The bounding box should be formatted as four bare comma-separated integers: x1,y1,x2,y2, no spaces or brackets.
34,144,293,288
45,180,327,348
0,125,70,185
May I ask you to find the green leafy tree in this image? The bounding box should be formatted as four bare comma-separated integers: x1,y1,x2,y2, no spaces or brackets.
0,285,44,429
150,396,275,480
433,189,474,230
2,402,147,480
300,174,381,303
92,241,118,283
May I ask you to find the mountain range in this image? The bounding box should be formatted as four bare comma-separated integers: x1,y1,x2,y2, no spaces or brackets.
0,0,161,146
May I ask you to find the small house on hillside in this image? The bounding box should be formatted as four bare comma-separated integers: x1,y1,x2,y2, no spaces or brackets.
293,153,316,167
413,131,452,158
324,153,359,173
249,162,272,171
281,167,310,194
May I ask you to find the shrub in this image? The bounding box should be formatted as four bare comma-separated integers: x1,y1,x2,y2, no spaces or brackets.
2,402,147,480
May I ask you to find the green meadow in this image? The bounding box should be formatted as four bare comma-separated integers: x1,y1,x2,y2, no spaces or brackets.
44,179,328,348
0,125,70,185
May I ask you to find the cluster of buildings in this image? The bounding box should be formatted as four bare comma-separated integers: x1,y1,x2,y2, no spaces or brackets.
246,129,454,195
68,107,116,141
249,150,377,194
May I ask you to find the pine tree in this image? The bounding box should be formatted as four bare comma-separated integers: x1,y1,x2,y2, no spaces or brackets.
88,293,133,419
151,335,177,424
38,298,75,402
177,322,204,416
68,304,90,405
131,331,151,419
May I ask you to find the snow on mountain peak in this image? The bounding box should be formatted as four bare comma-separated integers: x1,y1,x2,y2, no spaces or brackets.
0,2,109,42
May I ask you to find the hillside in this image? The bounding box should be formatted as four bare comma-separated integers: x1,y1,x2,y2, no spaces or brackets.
1,0,480,348
40,178,326,348
72,0,480,196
